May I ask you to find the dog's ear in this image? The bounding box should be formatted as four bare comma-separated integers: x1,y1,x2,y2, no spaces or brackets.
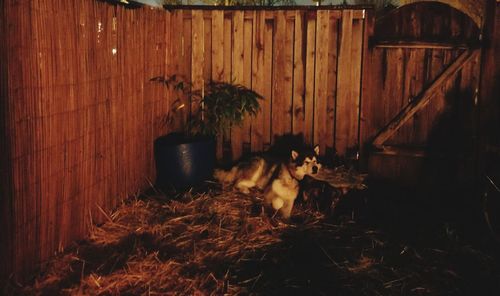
291,150,299,160
313,145,320,156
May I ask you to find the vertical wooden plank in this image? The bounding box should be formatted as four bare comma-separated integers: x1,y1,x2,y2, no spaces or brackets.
231,11,244,160
204,16,212,84
211,11,224,82
284,16,295,137
251,10,265,152
169,10,186,132
359,9,378,167
223,13,232,83
232,11,244,82
242,16,253,150
349,18,363,151
313,10,330,155
222,13,232,159
304,12,316,145
399,49,425,145
191,10,204,117
169,10,182,76
271,11,285,143
211,10,224,160
183,11,192,119
382,48,405,146
326,12,339,156
271,11,293,142
262,16,273,150
292,10,305,137
420,48,445,143
335,10,353,156
457,51,479,180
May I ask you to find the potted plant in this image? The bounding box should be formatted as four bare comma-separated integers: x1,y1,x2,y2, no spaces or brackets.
152,75,263,190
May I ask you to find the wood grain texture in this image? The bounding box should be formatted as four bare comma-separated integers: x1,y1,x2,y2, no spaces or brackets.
335,10,354,156
231,10,244,160
304,12,316,146
243,17,253,150
191,10,204,116
349,18,363,154
326,12,340,157
183,13,193,118
211,11,224,82
1,6,371,282
211,10,224,159
166,8,366,158
292,10,305,137
204,16,212,84
251,11,265,152
359,9,375,166
313,10,330,153
4,2,484,282
372,50,476,147
271,11,293,142
262,17,273,150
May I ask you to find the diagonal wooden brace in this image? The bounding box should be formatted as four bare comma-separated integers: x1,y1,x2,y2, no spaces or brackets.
372,49,478,148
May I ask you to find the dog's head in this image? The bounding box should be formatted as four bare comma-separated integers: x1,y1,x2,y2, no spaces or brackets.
291,145,322,180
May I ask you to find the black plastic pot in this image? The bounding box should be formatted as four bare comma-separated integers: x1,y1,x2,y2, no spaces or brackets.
154,133,216,190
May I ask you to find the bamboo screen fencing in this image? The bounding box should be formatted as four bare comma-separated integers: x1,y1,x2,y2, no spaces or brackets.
0,0,171,281
0,2,371,282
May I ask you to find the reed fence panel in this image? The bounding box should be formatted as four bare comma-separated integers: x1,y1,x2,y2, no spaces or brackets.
0,0,171,281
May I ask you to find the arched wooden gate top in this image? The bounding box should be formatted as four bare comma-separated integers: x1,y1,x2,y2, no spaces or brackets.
400,0,485,28
375,1,481,44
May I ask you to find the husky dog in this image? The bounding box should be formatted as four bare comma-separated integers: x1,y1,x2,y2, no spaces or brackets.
214,146,321,219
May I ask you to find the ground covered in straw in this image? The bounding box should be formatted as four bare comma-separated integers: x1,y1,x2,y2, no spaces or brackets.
13,179,500,295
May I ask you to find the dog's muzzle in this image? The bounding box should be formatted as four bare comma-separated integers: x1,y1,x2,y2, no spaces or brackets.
312,166,318,174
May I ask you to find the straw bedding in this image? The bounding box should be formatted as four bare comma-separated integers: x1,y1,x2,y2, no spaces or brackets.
17,168,500,295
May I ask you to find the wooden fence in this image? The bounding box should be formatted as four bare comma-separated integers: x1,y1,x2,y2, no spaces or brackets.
0,2,371,282
167,8,369,160
0,0,486,283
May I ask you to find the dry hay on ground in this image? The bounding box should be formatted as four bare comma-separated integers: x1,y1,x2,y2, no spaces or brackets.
17,178,500,295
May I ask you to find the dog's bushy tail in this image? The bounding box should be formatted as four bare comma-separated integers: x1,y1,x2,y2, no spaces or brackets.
213,167,238,184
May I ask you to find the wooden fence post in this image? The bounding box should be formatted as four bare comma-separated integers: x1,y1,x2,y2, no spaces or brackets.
477,0,499,182
359,8,375,171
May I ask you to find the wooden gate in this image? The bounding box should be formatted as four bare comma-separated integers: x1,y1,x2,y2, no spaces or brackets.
360,2,482,185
